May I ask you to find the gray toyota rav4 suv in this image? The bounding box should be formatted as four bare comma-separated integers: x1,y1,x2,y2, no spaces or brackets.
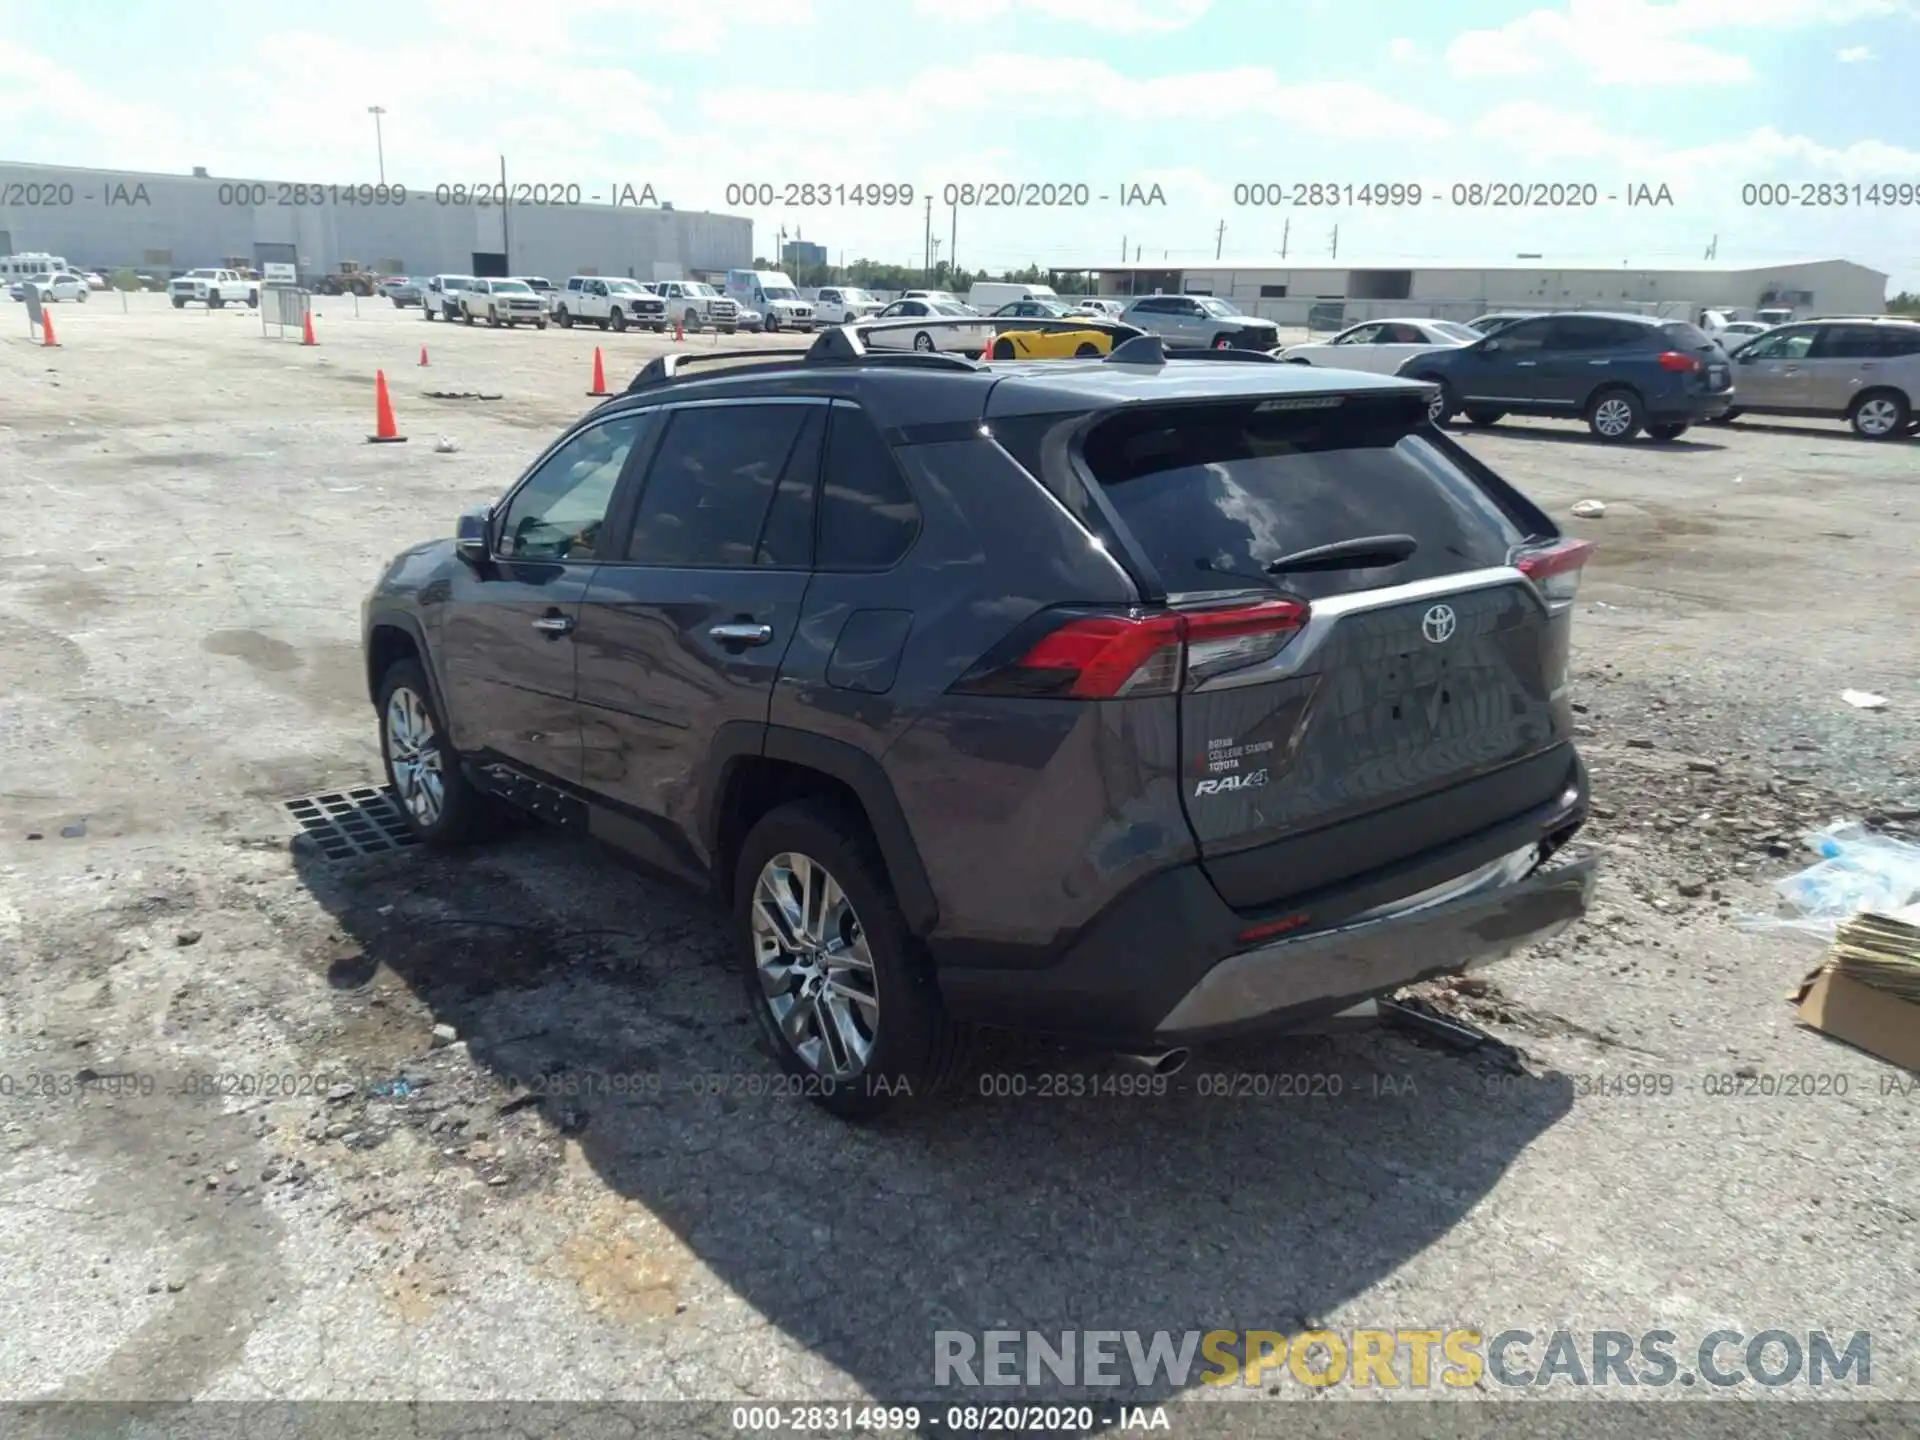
362,322,1597,1117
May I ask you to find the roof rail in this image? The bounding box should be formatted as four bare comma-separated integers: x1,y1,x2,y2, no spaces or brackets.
627,349,809,390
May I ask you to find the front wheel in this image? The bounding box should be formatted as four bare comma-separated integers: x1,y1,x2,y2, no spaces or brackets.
487,308,501,327
209,293,225,309
1210,333,1233,350
172,296,187,309
536,319,548,330
733,801,965,1118
1464,409,1505,426
247,290,259,307
913,331,935,353
1647,423,1690,442
1850,389,1911,440
1586,388,1644,443
685,309,701,333
378,661,485,849
610,309,628,332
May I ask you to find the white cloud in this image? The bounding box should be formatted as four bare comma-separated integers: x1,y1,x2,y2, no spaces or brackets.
1387,37,1419,61
913,0,1212,32
1837,44,1875,59
1447,0,1915,85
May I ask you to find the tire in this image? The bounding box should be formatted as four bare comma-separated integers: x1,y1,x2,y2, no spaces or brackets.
764,313,780,334
597,317,610,330
172,296,186,309
78,290,89,303
1285,357,1312,365
1418,377,1457,426
1647,423,1690,442
1464,409,1505,426
1705,409,1739,424
610,308,628,332
209,292,225,309
992,338,1016,360
463,307,475,326
685,308,701,333
377,660,486,850
536,319,548,330
247,290,259,307
1586,387,1644,443
556,307,572,328
733,800,965,1119
487,308,501,327
722,325,736,335
1849,388,1910,440
1075,342,1100,356
913,331,936,353
394,298,405,308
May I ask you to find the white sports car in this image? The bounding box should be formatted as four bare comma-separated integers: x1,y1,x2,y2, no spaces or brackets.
1275,317,1480,373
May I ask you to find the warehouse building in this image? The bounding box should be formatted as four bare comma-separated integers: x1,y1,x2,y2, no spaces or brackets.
0,160,753,284
1073,257,1888,329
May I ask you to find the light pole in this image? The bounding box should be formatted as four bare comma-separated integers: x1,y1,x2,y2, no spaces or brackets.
366,106,387,184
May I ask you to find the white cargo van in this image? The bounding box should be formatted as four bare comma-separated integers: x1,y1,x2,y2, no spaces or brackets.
723,270,814,332
966,282,1058,314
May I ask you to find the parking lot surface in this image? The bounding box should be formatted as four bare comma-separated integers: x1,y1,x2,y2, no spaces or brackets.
2,296,1917,1422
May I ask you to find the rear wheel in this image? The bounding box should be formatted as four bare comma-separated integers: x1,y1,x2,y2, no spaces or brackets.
1850,389,1910,440
1647,422,1690,442
247,290,258,307
1075,341,1100,356
992,338,1016,360
209,293,225,309
378,661,485,850
1464,409,1505,426
733,801,965,1118
1587,387,1644,443
172,296,186,309
556,307,572,328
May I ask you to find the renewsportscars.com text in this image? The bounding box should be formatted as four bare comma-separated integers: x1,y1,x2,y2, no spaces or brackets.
934,1328,1872,1390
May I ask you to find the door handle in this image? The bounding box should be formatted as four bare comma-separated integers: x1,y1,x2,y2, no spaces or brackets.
531,614,574,636
1516,361,1536,367
709,622,773,646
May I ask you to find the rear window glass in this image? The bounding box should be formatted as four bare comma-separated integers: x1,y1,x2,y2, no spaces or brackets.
1081,395,1527,601
1660,322,1714,349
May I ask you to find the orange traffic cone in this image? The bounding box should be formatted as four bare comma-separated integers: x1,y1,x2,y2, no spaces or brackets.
674,317,684,341
587,346,609,397
302,311,317,346
367,370,407,444
978,332,995,362
419,346,430,367
40,310,59,347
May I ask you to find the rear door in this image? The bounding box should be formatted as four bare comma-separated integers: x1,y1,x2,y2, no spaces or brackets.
572,398,824,843
1534,315,1646,409
1802,324,1883,414
1078,392,1573,907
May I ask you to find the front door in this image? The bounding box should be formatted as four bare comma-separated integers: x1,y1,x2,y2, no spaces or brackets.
439,411,654,783
573,398,825,854
1458,317,1552,410
1732,324,1817,409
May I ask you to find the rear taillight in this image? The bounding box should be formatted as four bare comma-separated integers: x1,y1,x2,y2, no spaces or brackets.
1514,538,1596,603
1656,351,1702,373
952,600,1310,699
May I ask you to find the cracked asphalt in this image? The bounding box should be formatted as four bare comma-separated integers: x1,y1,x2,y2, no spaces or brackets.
2,295,1916,1438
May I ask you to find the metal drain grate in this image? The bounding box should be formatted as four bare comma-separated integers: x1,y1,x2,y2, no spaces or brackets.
284,786,419,861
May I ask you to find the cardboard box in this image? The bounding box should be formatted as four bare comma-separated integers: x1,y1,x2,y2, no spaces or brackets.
1793,964,1920,1073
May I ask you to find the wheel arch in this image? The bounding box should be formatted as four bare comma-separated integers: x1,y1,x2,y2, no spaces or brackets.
1847,384,1911,417
703,726,939,937
364,612,448,720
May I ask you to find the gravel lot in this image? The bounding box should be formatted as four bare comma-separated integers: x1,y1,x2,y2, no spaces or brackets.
2,294,1916,1433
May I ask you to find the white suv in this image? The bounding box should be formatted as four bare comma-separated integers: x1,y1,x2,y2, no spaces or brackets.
812,286,883,325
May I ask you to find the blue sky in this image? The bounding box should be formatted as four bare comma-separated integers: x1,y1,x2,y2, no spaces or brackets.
4,0,1918,286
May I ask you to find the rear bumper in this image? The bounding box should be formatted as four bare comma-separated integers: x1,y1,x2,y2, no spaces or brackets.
935,750,1593,1048
1660,388,1736,422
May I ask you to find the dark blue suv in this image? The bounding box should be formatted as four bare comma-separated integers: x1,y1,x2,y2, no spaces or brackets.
362,322,1597,1116
1400,312,1734,442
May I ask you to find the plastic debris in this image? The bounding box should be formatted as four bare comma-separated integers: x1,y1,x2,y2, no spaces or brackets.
1841,690,1888,710
434,437,460,453
1571,500,1607,518
1738,822,1920,942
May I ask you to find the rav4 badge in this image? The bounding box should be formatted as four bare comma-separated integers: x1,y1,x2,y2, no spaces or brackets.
1194,769,1270,796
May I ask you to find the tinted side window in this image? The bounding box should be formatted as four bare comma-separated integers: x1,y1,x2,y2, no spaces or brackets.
627,404,812,568
1873,327,1920,357
1813,325,1882,359
496,414,649,562
1746,327,1816,361
754,407,825,569
1547,317,1642,350
818,405,920,570
1492,319,1551,353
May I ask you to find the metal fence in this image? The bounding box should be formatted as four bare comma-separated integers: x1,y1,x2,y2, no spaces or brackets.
261,285,310,338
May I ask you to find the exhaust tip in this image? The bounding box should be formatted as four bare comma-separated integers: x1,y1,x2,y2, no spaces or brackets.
1113,1047,1191,1077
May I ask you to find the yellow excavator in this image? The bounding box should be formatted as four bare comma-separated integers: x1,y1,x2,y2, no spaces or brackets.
314,261,381,296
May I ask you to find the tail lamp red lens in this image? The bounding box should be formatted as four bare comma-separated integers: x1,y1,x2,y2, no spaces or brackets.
955,599,1310,699
1656,351,1702,372
1515,538,1596,602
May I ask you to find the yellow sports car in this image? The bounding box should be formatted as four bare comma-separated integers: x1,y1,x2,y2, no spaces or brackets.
981,326,1120,360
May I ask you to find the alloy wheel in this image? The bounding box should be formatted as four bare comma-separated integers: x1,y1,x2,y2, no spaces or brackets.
1426,388,1448,424
913,332,934,352
1593,397,1635,437
1855,397,1901,437
384,687,446,827
751,852,879,1080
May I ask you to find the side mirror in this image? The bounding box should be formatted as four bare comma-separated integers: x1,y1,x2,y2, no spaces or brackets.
1479,339,1502,354
455,505,492,569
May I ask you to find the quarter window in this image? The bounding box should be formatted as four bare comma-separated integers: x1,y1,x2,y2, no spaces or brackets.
818,405,920,570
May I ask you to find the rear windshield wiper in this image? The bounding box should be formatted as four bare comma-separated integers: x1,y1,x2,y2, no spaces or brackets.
1264,534,1418,575
1194,535,1417,589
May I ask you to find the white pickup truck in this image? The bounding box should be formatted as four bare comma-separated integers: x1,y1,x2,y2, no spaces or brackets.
648,279,738,333
169,268,259,309
552,276,669,332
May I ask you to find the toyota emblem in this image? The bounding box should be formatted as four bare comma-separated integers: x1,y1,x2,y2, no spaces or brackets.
1422,604,1457,643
